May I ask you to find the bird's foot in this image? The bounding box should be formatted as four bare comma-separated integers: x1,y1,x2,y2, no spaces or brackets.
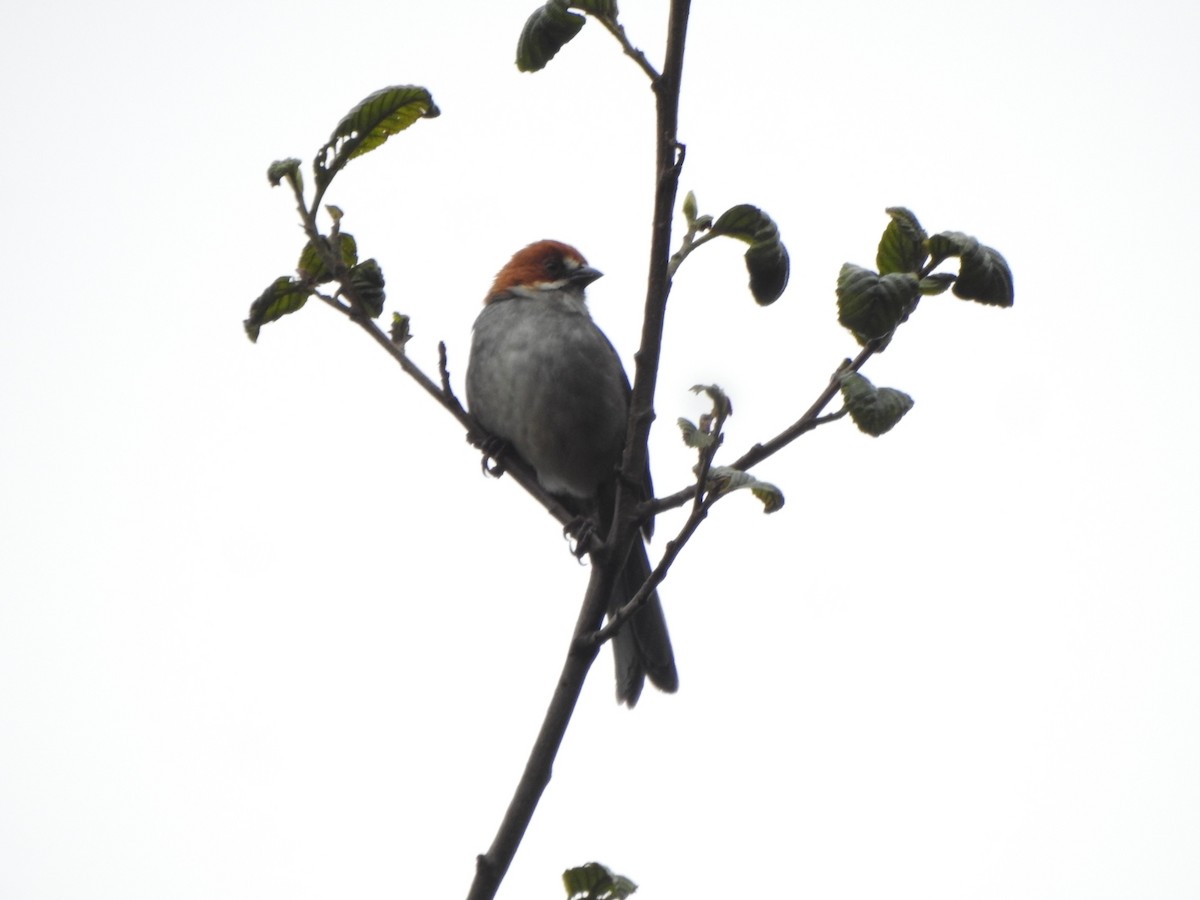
563,515,599,560
470,431,510,479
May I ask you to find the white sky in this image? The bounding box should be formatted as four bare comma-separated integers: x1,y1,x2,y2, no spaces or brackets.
2,1,1198,898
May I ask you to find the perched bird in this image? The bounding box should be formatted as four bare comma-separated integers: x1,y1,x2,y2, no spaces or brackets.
466,240,678,706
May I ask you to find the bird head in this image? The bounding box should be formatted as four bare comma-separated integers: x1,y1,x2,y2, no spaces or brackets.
485,240,603,305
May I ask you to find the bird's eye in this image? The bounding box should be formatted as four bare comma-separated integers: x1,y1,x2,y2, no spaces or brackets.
543,255,566,278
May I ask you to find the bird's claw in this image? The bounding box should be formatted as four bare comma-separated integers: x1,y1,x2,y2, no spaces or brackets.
563,515,598,560
482,454,506,478
470,431,510,479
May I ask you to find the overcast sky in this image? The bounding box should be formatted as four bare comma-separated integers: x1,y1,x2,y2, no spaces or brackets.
2,1,1198,898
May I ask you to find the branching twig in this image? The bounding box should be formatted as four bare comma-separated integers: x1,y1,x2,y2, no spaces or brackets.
667,228,720,281
595,15,661,82
594,387,728,645
592,490,716,647
733,341,877,471
637,391,853,520
689,391,729,513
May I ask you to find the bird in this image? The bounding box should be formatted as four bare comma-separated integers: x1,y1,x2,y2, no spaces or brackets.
465,239,678,706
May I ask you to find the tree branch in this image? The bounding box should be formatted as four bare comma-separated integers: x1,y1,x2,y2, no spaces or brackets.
615,0,692,573
594,387,728,645
251,6,997,897
466,554,616,900
469,5,693,899
593,491,715,648
637,360,862,521
732,342,878,471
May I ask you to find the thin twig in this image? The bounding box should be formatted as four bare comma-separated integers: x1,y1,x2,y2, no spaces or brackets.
592,491,716,647
689,393,729,514
438,341,456,399
666,228,719,281
637,400,851,520
594,392,728,645
616,0,692,554
732,342,876,471
594,15,661,82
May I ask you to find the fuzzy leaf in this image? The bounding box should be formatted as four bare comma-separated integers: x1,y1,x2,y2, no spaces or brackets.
267,158,302,191
918,273,957,295
517,1,586,72
744,240,790,305
876,206,929,275
677,417,715,449
313,86,440,193
706,466,785,513
710,204,790,305
710,204,768,242
836,264,920,344
348,259,386,318
690,383,733,418
563,862,637,900
244,276,313,342
390,313,412,350
839,371,914,436
925,230,976,268
954,243,1014,307
297,233,358,284
926,231,1013,306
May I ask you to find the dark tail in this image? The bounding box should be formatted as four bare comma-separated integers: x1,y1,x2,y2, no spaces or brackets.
611,538,678,707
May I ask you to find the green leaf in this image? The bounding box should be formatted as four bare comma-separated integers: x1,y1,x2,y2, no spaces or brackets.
925,230,976,268
839,371,914,436
918,273,957,295
348,258,386,318
677,417,715,450
679,385,731,450
710,204,790,305
876,206,928,275
390,312,412,350
836,264,920,345
691,383,732,419
297,233,358,284
314,86,440,193
517,1,586,72
925,231,1013,306
706,466,785,513
244,276,313,343
682,190,698,226
267,158,302,192
954,241,1014,307
563,862,638,900
710,204,767,242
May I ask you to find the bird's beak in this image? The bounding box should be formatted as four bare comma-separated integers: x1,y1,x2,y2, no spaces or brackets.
569,265,603,288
